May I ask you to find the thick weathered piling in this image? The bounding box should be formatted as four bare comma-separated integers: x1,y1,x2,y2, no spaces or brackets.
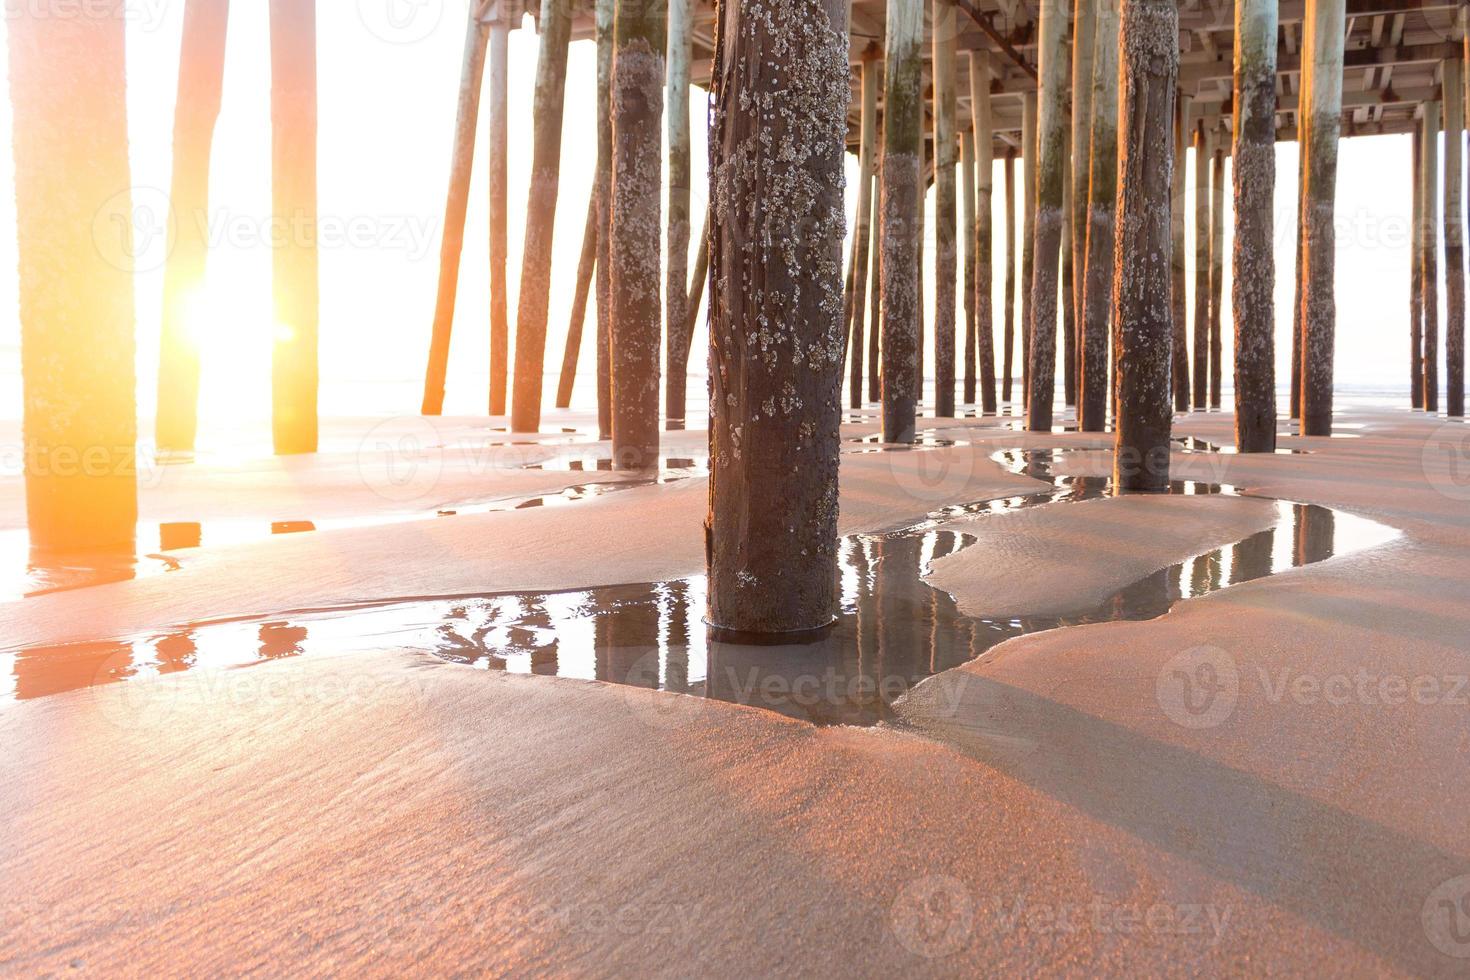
1112,0,1177,492
1192,121,1210,409
1003,149,1017,404
1208,144,1224,409
1079,0,1118,432
555,192,600,408
9,0,137,553
664,0,693,430
970,51,997,413
707,0,849,636
1422,101,1441,414
1290,146,1304,418
155,0,230,454
961,129,978,404
1021,93,1037,403
1028,0,1068,430
879,0,924,442
489,13,510,415
1170,94,1190,412
1411,129,1425,409
933,0,959,418
421,3,489,417
609,0,665,465
1444,56,1466,418
594,0,614,437
1298,0,1344,436
1231,0,1277,452
269,0,319,454
1070,0,1095,354
867,141,883,404
510,0,574,435
849,54,880,409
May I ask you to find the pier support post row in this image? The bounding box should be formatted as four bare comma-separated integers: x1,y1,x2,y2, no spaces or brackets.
1112,0,1177,491
1232,0,1277,452
707,0,849,636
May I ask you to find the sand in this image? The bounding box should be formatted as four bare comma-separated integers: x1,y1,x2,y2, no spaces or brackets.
2,404,1469,975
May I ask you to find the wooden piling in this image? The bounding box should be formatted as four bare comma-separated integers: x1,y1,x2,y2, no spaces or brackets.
879,0,924,442
1071,0,1096,368
707,0,849,635
1003,148,1017,404
1027,0,1068,430
849,55,880,410
1411,128,1425,409
664,0,693,430
1021,92,1037,404
969,51,997,413
1209,142,1225,409
1170,94,1190,413
1079,0,1118,432
155,0,230,454
510,0,574,435
1192,121,1210,409
684,207,710,346
961,128,978,404
594,0,614,437
1444,56,1465,418
269,0,319,454
421,3,489,418
1290,146,1304,419
555,191,600,408
933,0,959,418
1112,0,1177,492
1299,0,1345,436
609,0,666,464
9,0,137,552
1232,0,1277,452
1062,121,1076,409
1422,102,1441,414
867,138,884,404
489,13,510,415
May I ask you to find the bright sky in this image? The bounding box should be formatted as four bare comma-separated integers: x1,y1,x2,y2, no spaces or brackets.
0,2,1440,443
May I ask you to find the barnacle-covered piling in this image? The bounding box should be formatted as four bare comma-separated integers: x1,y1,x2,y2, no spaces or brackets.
609,0,665,465
1111,0,1176,492
879,0,923,441
1299,0,1344,436
593,0,614,437
1231,0,1277,452
1079,0,1117,432
1027,0,1068,430
706,0,850,635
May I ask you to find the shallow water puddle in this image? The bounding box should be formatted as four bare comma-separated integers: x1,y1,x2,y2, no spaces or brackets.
0,449,1398,720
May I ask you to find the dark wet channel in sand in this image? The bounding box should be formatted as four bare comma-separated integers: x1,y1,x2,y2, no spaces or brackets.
0,443,1398,721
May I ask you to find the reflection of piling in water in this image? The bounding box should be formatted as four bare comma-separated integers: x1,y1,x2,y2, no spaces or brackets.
1230,527,1276,584
259,622,308,659
595,596,660,689
1294,504,1336,566
14,642,134,702
663,581,691,694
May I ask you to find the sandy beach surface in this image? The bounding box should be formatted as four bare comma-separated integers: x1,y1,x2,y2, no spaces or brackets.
2,404,1468,975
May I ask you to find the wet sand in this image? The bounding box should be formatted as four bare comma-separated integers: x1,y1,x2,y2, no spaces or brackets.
2,405,1468,975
